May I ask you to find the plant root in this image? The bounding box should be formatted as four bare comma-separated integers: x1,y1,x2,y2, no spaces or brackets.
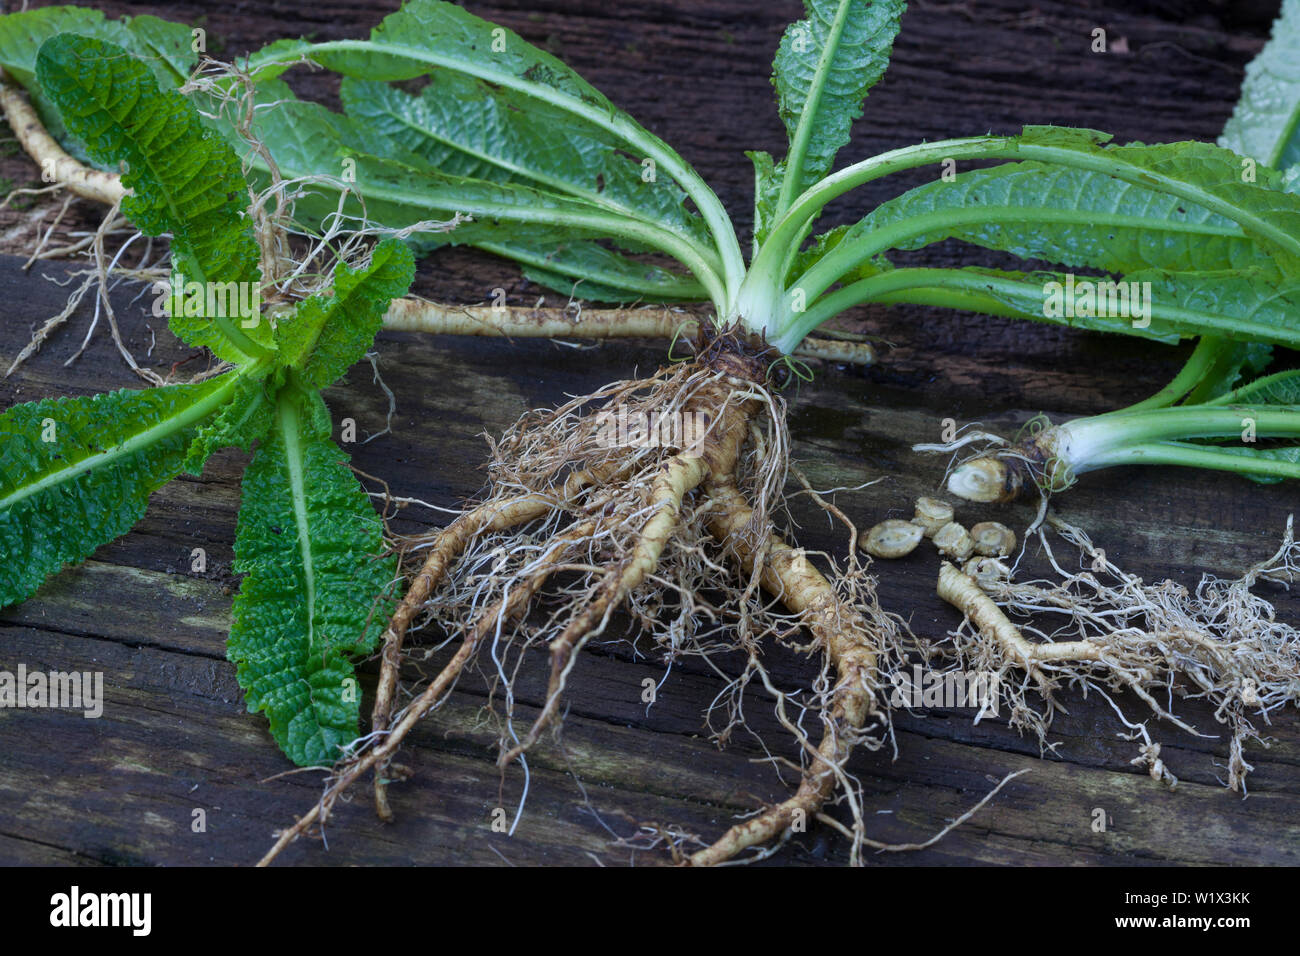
383,297,876,365
0,77,127,206
368,467,618,817
260,332,928,866
932,514,1300,791
686,478,885,865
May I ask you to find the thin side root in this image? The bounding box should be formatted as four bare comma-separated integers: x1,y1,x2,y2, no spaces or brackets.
499,450,710,767
372,473,602,817
689,479,880,866
262,524,594,867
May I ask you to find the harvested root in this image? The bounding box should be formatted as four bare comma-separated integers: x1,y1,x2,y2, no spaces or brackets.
934,516,1300,791
933,522,975,562
688,479,889,865
0,79,126,206
261,329,924,866
385,297,876,365
862,519,923,559
970,521,1016,557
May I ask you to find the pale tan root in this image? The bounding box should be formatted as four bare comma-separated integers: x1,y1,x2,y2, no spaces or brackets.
263,354,900,866
0,81,127,206
259,525,593,867
498,382,758,766
371,470,606,818
937,561,1103,668
384,298,876,365
688,479,880,866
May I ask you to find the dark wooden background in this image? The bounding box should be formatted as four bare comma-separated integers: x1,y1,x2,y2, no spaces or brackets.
0,0,1297,866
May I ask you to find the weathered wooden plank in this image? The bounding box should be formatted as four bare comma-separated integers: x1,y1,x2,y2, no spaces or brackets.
0,0,1296,866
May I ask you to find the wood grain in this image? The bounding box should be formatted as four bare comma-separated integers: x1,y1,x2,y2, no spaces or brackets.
0,0,1296,866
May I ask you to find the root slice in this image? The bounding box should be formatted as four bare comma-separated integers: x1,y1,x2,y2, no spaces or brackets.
689,479,880,866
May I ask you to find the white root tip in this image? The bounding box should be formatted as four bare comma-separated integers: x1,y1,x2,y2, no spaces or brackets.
948,459,1010,503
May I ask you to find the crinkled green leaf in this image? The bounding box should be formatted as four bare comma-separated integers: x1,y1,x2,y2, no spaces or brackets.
760,0,905,243
277,238,415,390
835,159,1270,276
229,391,397,766
219,82,655,253
1014,128,1300,275
237,0,736,298
1133,269,1300,348
0,7,194,160
342,74,711,246
792,222,890,282
36,34,269,362
1220,0,1300,169
182,371,279,474
747,149,782,255
481,238,705,303
251,0,621,106
0,375,241,607
243,0,696,199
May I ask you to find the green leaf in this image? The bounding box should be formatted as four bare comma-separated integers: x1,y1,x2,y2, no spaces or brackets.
924,267,1183,343
182,371,279,474
1220,0,1300,169
791,222,890,282
830,159,1270,278
1210,368,1300,406
1188,442,1300,485
791,130,1300,315
0,374,242,607
240,0,742,300
222,83,679,252
747,149,782,255
35,34,270,363
829,265,1300,352
277,238,416,390
479,237,706,303
1014,129,1300,275
763,0,905,238
959,266,1300,348
0,7,194,159
228,391,397,766
341,74,712,246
